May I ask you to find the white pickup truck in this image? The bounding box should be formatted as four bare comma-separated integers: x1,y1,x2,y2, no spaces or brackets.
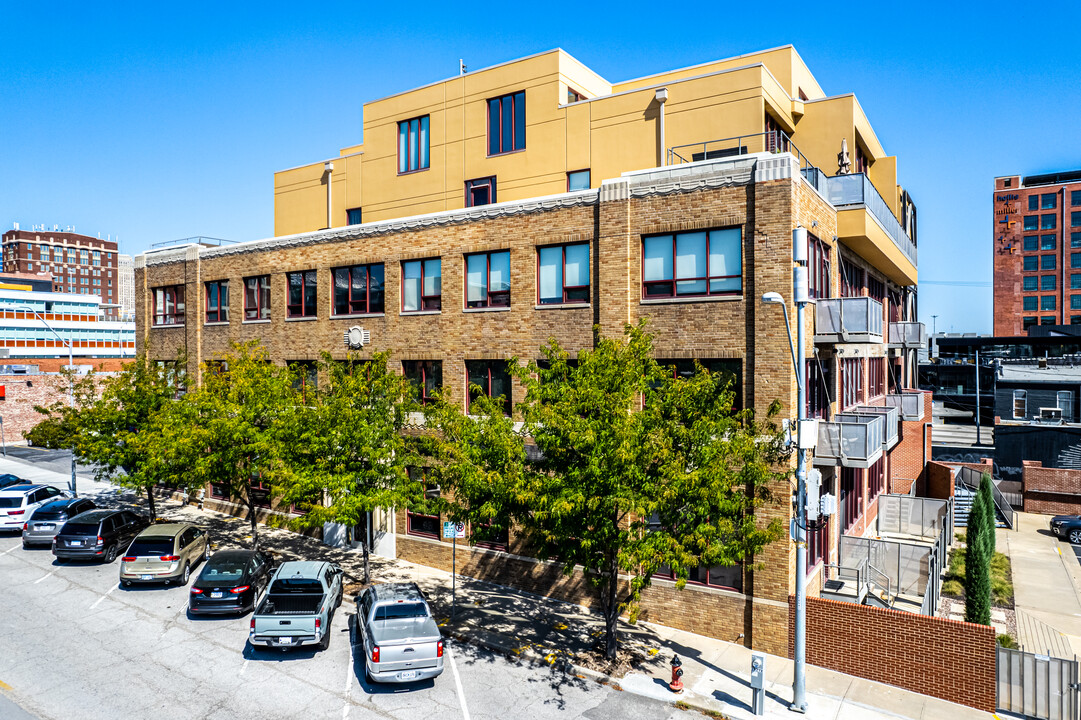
357,583,444,683
249,560,343,651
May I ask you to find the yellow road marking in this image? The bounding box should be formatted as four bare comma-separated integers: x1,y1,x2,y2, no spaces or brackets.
0,679,11,691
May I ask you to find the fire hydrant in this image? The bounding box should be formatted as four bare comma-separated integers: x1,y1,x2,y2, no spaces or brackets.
669,654,684,693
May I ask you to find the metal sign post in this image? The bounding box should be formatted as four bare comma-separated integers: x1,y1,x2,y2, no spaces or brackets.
443,521,466,618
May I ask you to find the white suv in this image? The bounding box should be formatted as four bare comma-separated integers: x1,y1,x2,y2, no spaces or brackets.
0,484,71,531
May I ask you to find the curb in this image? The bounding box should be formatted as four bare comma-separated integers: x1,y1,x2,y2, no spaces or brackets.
446,625,726,718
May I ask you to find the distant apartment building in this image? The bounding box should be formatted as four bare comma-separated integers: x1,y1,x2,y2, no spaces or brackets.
117,253,135,321
993,170,1081,335
2,225,121,309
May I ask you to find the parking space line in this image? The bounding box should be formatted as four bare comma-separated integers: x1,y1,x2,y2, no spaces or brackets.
90,583,119,609
240,659,249,676
0,546,18,556
33,571,55,584
447,643,472,720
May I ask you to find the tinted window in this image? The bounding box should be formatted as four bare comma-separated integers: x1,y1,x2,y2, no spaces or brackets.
0,497,23,508
270,578,322,594
127,539,175,556
202,557,247,582
374,602,427,620
62,522,100,535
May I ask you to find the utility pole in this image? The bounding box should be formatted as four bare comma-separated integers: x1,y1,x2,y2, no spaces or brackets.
975,349,981,445
791,227,810,713
932,314,938,336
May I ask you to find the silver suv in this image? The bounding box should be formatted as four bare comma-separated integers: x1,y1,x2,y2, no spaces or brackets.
0,484,70,533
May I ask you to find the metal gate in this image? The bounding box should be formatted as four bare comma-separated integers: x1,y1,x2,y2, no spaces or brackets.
998,646,1080,720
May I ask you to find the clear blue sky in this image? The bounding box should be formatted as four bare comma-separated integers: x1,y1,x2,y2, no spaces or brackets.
2,1,1079,334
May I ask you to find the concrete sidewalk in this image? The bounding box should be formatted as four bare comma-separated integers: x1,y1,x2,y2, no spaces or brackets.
1002,512,1081,658
2,454,995,720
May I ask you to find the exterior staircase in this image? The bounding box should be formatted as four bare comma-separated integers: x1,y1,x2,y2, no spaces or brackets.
954,482,1007,529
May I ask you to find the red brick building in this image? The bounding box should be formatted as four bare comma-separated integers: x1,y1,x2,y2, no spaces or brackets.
993,170,1081,335
2,226,121,314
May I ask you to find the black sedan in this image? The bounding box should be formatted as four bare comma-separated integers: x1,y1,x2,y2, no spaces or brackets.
189,549,274,615
1051,515,1081,544
0,474,25,490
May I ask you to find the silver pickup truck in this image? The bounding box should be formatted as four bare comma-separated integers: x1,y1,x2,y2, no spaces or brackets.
249,560,343,651
357,583,444,683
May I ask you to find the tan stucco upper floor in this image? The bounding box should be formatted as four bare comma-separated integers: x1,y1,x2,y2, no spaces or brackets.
273,45,917,256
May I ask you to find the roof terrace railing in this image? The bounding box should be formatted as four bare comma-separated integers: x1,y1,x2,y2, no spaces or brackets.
666,131,827,193
826,173,918,268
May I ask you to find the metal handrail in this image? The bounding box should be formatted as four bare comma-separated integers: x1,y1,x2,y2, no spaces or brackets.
866,563,893,607
958,467,1015,530
826,173,918,267
666,130,826,191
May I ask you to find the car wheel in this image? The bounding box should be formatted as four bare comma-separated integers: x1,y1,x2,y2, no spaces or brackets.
319,626,331,651
104,544,118,564
1069,529,1081,545
336,587,343,609
122,580,131,587
181,563,190,585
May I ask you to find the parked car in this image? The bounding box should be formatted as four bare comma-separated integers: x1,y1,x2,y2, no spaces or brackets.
0,473,26,490
120,523,209,586
189,549,274,615
0,484,70,532
357,582,444,683
1050,515,1081,544
53,509,149,562
22,497,96,548
249,560,343,651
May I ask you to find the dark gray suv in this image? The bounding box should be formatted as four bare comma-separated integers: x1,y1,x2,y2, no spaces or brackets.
22,497,96,548
53,509,149,563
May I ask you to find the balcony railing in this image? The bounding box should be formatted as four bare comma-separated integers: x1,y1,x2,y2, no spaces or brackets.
814,413,884,468
889,321,927,349
883,391,925,421
839,405,899,451
666,131,827,193
826,173,918,268
814,297,884,344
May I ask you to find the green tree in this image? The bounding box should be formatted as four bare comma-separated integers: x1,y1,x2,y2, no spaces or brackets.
154,341,297,545
964,487,992,624
26,355,187,518
978,472,997,557
426,323,786,660
278,352,419,580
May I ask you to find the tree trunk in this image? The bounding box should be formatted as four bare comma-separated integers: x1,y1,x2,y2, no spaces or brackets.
604,554,619,661
247,492,259,548
363,543,371,585
146,486,157,520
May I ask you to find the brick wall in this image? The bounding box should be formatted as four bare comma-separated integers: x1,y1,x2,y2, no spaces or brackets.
924,461,957,500
0,373,87,443
1023,461,1081,514
791,595,996,711
888,391,932,493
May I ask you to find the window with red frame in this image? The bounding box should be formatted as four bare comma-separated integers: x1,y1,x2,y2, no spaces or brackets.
808,235,830,299
465,176,496,207
654,562,742,592
764,113,788,153
153,285,185,326
406,466,441,538
840,358,864,409
867,457,886,502
867,274,885,304
867,357,885,399
466,360,511,415
249,480,272,509
287,270,318,318
288,360,317,403
855,143,871,173
839,262,864,297
806,357,832,419
642,228,742,299
243,275,271,321
332,264,384,316
487,91,525,155
204,280,229,323
401,258,441,312
538,243,589,305
807,515,829,571
841,467,862,531
473,519,509,550
402,360,441,405
660,358,742,411
465,251,510,308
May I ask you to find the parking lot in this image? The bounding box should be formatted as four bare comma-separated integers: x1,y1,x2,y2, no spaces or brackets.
0,484,681,720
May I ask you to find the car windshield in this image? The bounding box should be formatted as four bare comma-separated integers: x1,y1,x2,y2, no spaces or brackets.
127,539,174,556
270,578,322,594
61,522,99,535
0,497,23,508
201,559,246,582
374,602,427,621
32,511,67,521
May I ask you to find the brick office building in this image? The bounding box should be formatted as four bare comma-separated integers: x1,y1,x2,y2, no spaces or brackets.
2,226,122,316
136,47,933,656
993,170,1081,335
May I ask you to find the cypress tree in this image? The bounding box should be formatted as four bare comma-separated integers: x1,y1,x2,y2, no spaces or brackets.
965,487,992,625
978,472,997,557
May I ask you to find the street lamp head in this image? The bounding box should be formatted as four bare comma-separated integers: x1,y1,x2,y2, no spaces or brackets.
761,292,785,305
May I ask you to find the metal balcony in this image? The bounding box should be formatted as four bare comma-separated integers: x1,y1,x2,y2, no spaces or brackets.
883,391,926,421
827,173,918,268
888,321,927,350
838,405,899,451
813,413,885,469
813,297,884,344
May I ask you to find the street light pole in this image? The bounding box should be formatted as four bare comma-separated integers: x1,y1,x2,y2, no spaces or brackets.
15,305,76,495
762,224,811,714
